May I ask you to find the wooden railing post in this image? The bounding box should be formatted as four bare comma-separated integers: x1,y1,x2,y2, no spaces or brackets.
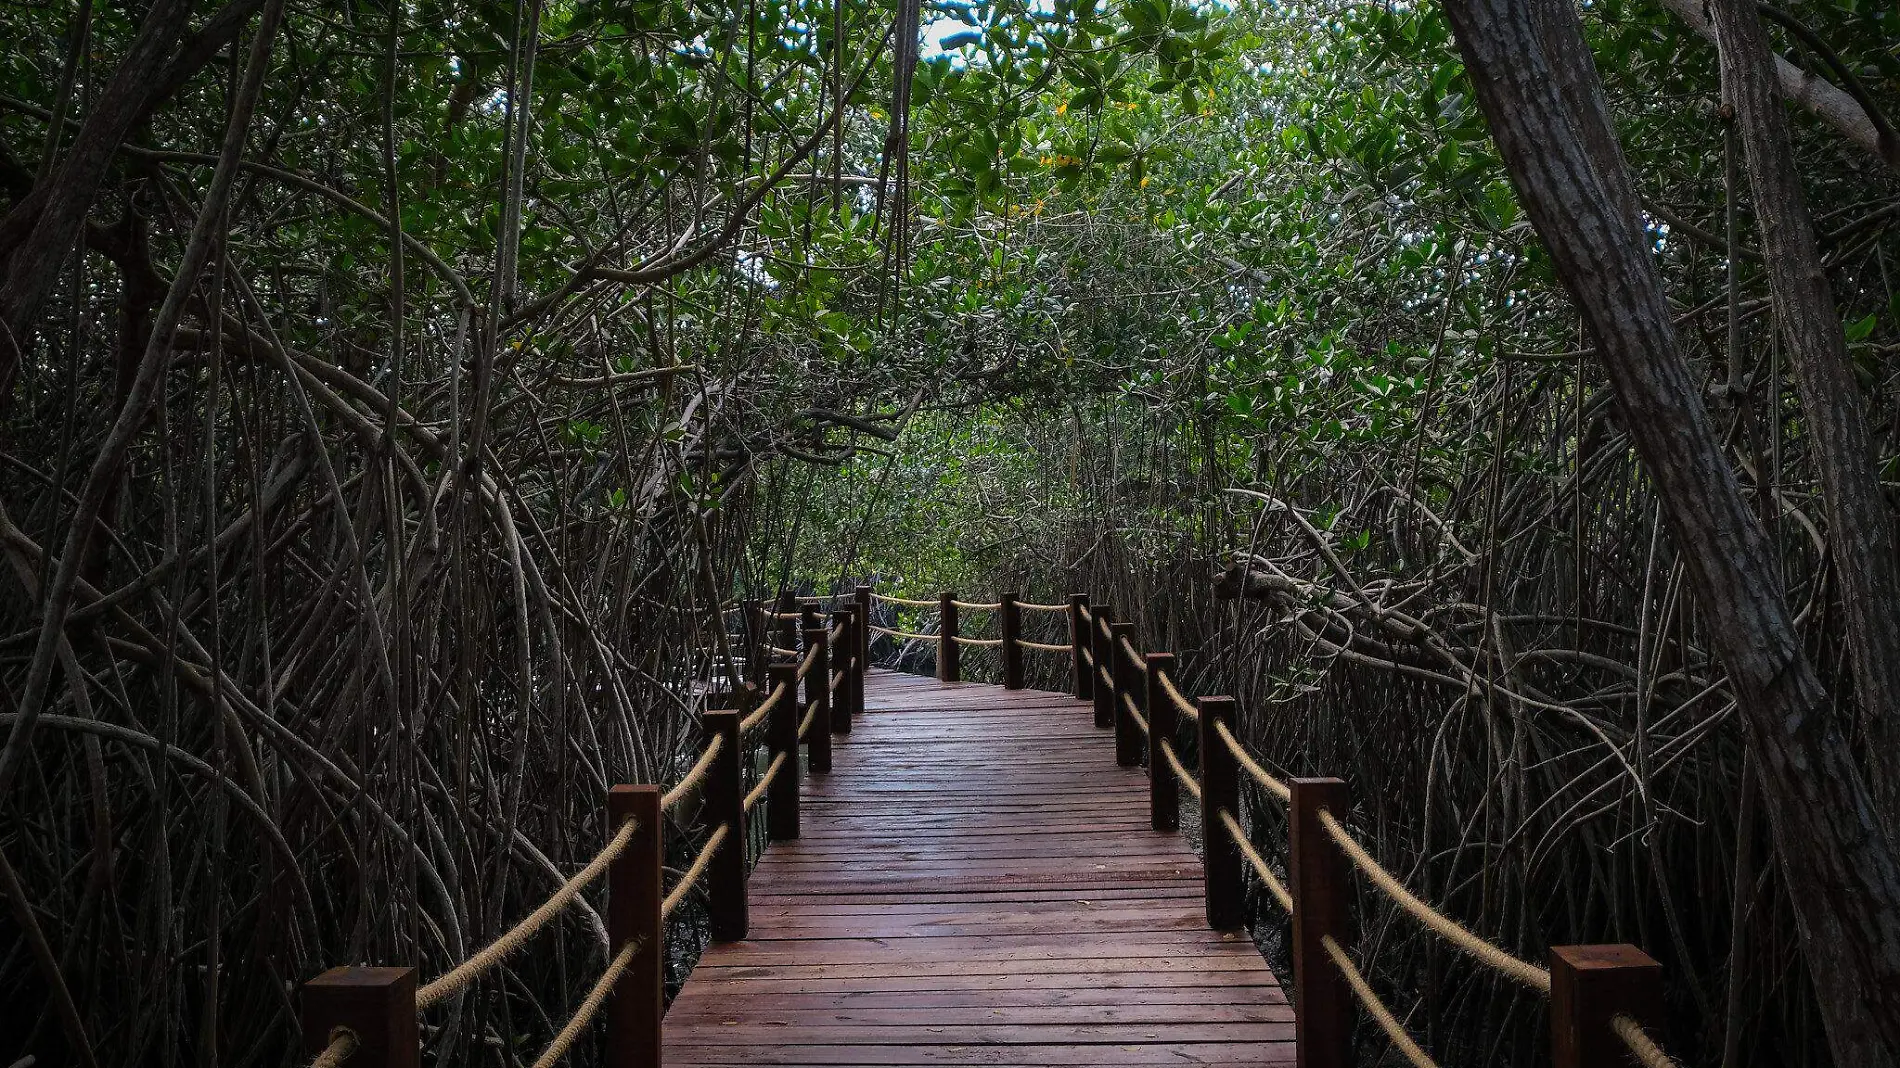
802,615,832,773
1290,775,1352,1068
608,784,662,1068
774,591,797,654
302,967,418,1068
741,598,765,688
1110,621,1141,767
855,583,872,674
1068,595,1092,699
1091,606,1114,728
831,607,855,734
1549,945,1663,1068
1000,592,1024,689
1197,696,1243,929
1145,653,1177,832
938,592,961,682
767,657,801,840
702,708,747,941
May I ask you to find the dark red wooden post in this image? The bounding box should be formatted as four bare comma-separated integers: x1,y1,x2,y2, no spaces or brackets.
1110,621,1141,767
855,584,872,673
767,658,801,840
1068,595,1092,699
302,967,417,1068
742,598,765,688
1146,653,1178,832
1000,593,1024,689
774,590,797,654
1198,696,1243,929
702,708,747,940
802,618,832,773
608,784,662,1068
1549,945,1664,1068
1091,606,1114,728
1290,776,1352,1068
831,607,855,734
938,592,961,683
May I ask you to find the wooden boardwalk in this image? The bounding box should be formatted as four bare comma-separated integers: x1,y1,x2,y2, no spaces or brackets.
663,669,1294,1066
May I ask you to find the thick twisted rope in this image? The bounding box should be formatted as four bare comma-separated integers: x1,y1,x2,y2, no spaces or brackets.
660,735,724,815
1218,810,1292,911
951,599,1001,610
1015,601,1070,612
797,644,821,680
1157,671,1199,722
1317,808,1551,992
1079,646,1094,667
830,669,846,693
414,817,639,1009
1097,664,1113,689
770,612,803,621
871,593,939,607
1214,720,1290,802
797,703,818,741
1121,692,1149,735
740,681,789,735
308,1028,358,1068
1118,635,1147,670
768,644,800,656
1612,1015,1681,1068
1017,639,1073,653
527,938,641,1068
953,635,1005,647
745,752,788,812
662,823,730,920
1321,934,1439,1068
829,626,847,646
870,624,937,642
1076,604,1093,624
1159,740,1201,799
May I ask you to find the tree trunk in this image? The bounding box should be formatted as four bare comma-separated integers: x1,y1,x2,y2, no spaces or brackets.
1705,0,1900,830
1438,0,1900,1063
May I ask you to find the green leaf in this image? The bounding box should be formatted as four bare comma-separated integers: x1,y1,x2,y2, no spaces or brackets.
1845,313,1877,342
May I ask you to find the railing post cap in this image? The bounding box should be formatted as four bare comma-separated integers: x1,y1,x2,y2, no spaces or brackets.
1146,651,1174,668
1551,944,1661,973
610,783,661,797
1196,695,1234,715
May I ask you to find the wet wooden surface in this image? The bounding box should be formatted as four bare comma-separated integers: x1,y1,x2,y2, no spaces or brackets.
663,669,1294,1066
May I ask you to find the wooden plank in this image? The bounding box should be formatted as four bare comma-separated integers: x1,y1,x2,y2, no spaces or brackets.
659,669,1295,1067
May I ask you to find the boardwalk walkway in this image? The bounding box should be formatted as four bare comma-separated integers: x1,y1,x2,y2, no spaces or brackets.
663,669,1294,1067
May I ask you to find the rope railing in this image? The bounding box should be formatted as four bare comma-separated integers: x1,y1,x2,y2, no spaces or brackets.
1121,692,1149,735
1015,601,1070,612
662,823,730,921
1214,720,1290,802
1118,635,1146,671
1159,739,1200,800
308,1028,358,1068
1217,810,1291,912
953,635,1005,647
870,624,937,641
660,735,724,815
740,680,789,735
527,938,641,1068
871,593,940,607
414,816,641,1010
951,598,1002,610
1157,671,1199,722
1062,589,1680,1068
1613,1015,1682,1068
1017,639,1073,653
1322,934,1439,1068
1317,808,1551,993
303,589,881,1068
745,752,788,813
